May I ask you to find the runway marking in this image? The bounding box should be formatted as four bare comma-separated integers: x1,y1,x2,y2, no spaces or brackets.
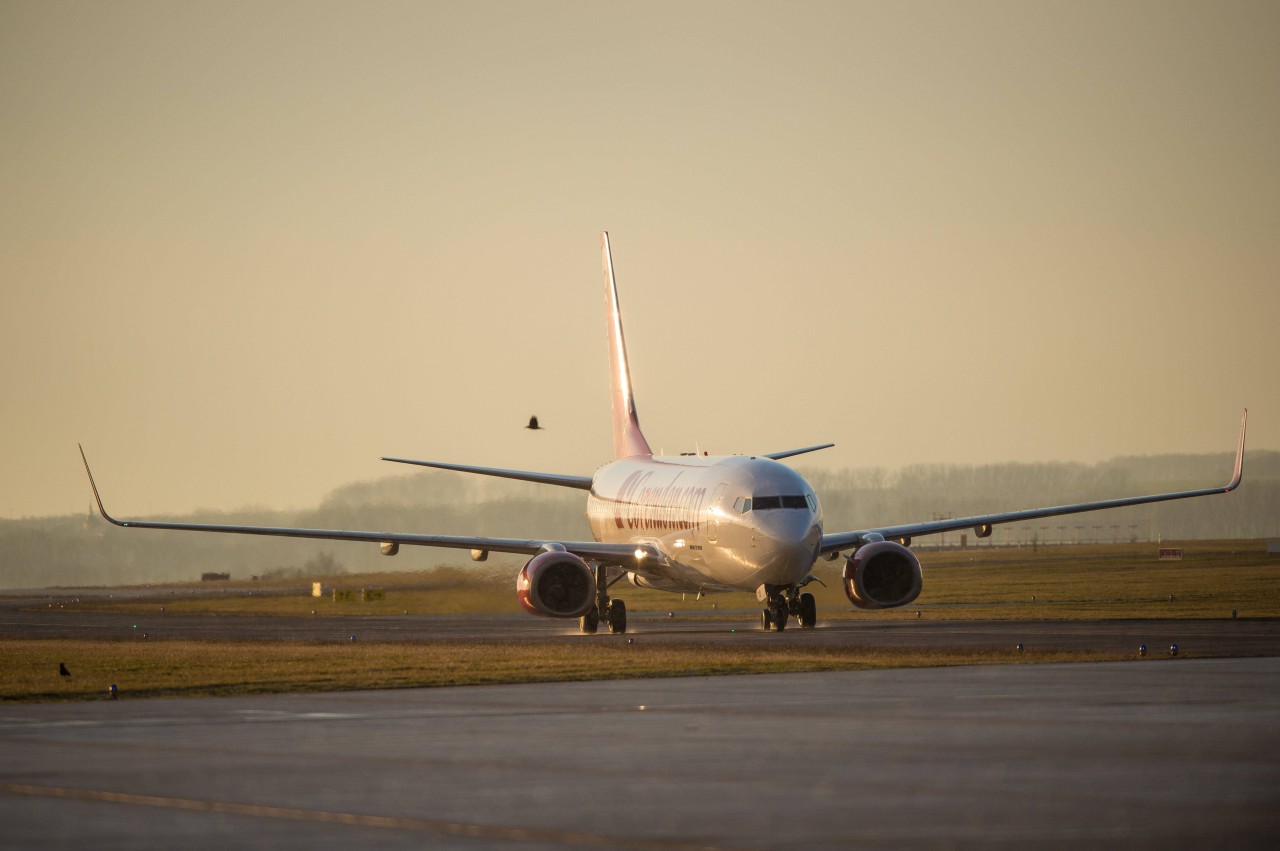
233,710,361,721
1,783,731,850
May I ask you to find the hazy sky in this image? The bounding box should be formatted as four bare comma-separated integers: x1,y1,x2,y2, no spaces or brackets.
2,0,1277,520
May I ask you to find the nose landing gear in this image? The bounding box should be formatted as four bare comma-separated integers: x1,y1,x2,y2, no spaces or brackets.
796,591,817,629
759,586,817,631
761,605,787,632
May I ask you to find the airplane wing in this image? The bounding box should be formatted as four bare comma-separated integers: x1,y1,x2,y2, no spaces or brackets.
819,409,1247,554
79,447,651,566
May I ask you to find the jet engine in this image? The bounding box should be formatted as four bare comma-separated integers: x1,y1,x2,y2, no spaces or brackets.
843,541,922,610
516,551,596,618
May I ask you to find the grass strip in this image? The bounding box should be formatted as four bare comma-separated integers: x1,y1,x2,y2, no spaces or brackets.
2,638,1126,703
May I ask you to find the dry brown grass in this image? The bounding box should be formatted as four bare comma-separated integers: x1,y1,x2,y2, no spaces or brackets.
1,638,1125,703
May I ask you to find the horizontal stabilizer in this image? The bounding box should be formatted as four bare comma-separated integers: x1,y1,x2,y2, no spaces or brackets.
380,457,593,490
763,443,835,461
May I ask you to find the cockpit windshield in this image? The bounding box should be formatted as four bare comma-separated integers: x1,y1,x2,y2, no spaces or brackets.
734,494,816,513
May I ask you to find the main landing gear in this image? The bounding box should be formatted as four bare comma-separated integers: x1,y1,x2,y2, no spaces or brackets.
759,586,816,632
580,564,627,635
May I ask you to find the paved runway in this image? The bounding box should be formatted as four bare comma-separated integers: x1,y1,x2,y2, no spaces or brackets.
3,658,1278,849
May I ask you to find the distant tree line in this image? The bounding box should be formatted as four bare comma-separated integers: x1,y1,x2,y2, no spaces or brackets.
2,451,1276,589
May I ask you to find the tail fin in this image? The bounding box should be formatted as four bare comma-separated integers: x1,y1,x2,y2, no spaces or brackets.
602,232,653,459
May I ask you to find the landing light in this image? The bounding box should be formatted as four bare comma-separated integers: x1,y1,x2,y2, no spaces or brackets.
634,548,647,560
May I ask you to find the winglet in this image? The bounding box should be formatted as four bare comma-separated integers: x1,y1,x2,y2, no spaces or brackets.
1225,408,1247,492
602,232,653,459
78,445,125,527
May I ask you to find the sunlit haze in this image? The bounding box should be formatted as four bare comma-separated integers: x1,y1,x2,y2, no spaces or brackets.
2,0,1277,519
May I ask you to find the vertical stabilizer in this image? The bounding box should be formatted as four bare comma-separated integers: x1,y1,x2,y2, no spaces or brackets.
602,232,654,459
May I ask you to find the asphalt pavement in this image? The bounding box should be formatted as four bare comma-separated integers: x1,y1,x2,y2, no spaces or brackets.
3,658,1279,849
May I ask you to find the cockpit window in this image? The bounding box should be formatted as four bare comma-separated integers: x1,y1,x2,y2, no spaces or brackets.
733,496,752,514
750,495,810,510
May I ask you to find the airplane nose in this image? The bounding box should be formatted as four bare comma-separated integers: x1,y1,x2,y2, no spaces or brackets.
753,516,822,584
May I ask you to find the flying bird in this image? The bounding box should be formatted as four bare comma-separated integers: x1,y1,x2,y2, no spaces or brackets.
525,416,543,430
59,662,70,677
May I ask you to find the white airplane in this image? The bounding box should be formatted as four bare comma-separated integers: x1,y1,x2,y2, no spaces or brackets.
81,233,1248,634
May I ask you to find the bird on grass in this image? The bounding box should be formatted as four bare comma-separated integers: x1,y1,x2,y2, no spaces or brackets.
525,416,544,430
59,662,71,677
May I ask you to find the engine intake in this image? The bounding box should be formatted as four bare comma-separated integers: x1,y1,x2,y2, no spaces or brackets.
516,551,596,618
843,541,922,610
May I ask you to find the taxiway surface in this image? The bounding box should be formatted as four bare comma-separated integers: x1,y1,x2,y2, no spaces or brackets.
3,591,1280,658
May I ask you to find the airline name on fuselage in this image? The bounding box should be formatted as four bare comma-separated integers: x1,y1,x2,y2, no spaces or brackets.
594,470,709,531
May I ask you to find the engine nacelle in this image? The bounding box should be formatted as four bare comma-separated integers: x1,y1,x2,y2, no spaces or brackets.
516,551,596,618
843,541,923,610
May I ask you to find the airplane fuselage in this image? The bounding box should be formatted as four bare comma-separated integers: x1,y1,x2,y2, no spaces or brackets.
587,454,824,594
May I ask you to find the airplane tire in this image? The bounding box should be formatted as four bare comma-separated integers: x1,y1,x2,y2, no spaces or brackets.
774,606,788,632
799,593,817,629
580,608,599,634
607,599,627,634
761,609,773,631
